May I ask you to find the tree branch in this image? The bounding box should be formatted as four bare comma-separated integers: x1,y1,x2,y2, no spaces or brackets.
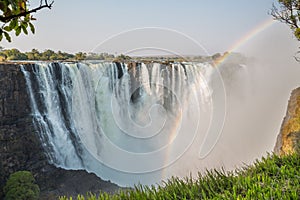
271,3,299,28
0,0,54,23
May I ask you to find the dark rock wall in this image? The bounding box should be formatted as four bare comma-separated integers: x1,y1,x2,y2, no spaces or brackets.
0,63,120,199
0,63,47,197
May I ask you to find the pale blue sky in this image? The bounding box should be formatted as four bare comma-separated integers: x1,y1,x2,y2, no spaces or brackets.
2,0,295,55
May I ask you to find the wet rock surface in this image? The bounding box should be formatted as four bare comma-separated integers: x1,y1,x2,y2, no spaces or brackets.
0,63,120,199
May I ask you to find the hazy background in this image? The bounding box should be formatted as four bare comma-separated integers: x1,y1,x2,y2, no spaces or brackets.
1,0,292,56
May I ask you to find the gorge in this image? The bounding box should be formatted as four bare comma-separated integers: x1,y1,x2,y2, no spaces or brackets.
0,57,299,198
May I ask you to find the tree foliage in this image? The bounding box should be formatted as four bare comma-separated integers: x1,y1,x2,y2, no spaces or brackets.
0,0,54,42
0,47,118,61
3,171,40,200
271,0,300,40
113,54,132,62
86,52,115,60
75,52,87,60
0,48,77,60
1,48,26,60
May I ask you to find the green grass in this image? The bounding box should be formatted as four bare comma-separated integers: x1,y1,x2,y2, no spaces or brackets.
59,153,300,200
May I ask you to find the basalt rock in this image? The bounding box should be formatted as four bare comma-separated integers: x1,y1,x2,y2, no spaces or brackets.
0,63,119,199
274,87,300,156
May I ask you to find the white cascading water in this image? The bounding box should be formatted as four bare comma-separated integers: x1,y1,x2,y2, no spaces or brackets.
22,61,223,186
21,57,300,186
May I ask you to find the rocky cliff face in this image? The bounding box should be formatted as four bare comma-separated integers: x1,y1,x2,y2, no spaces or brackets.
274,87,300,156
0,63,119,199
0,63,44,197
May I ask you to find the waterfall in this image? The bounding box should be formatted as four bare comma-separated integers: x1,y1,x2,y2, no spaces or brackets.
21,61,220,186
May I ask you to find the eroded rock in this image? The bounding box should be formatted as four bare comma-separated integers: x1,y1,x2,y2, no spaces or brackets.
274,87,300,155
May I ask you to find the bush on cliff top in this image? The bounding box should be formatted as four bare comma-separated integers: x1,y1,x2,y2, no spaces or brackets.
3,171,40,200
60,153,300,200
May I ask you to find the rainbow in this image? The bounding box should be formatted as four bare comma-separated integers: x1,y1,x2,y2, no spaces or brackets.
214,18,276,66
162,17,277,178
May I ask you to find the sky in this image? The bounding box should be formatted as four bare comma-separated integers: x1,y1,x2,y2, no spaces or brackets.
1,0,298,56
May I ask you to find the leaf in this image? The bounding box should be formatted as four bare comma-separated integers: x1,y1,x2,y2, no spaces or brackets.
9,0,18,10
15,26,21,36
21,21,28,28
21,26,28,35
3,26,12,32
20,1,26,10
24,14,30,22
4,32,11,42
0,33,3,42
29,22,35,34
9,19,18,29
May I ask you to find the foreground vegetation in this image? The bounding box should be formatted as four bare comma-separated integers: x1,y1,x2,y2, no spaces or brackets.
4,171,40,200
59,153,299,200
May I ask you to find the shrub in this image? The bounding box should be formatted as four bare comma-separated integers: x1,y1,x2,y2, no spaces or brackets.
3,171,40,200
